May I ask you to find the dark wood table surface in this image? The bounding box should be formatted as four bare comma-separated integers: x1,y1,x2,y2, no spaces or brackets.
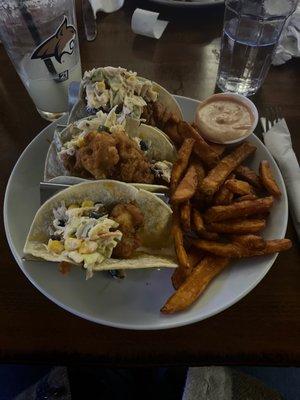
1,0,299,366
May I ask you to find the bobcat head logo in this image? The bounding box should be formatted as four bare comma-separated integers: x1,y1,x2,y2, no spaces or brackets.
31,16,76,64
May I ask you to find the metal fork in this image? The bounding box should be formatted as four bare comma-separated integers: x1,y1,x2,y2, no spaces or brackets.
260,105,283,132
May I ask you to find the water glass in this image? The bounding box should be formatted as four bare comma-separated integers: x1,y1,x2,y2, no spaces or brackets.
0,0,82,121
217,0,298,96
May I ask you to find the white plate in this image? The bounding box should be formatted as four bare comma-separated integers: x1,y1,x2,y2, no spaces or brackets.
4,96,288,330
149,0,224,7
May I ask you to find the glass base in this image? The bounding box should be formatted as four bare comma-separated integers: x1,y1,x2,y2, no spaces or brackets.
217,75,259,97
37,108,66,122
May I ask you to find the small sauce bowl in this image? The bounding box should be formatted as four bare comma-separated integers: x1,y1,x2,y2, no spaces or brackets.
194,93,258,145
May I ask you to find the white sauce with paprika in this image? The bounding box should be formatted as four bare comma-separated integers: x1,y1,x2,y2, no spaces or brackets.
195,96,254,143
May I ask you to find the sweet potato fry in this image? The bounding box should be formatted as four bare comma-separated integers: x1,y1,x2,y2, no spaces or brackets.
235,165,263,190
192,208,205,233
249,212,270,220
161,256,230,313
200,142,257,196
208,142,226,157
191,123,226,157
225,179,254,195
213,186,233,205
234,194,257,202
180,201,191,232
172,164,198,203
207,218,266,234
193,161,206,201
172,213,191,278
192,210,220,240
170,138,195,194
191,238,291,258
231,234,266,250
172,248,203,290
188,248,204,268
197,230,220,241
191,239,244,257
164,118,182,145
259,160,281,198
204,196,274,223
251,239,292,256
177,121,219,167
171,268,187,292
213,174,235,205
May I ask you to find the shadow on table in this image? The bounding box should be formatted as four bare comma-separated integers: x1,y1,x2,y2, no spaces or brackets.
0,364,299,400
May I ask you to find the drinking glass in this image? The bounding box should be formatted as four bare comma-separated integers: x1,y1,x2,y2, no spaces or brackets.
0,0,82,121
217,0,298,96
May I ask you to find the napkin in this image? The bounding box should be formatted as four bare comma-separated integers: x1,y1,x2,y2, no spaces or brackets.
262,119,300,238
131,8,169,39
183,367,282,400
273,3,300,65
89,0,124,17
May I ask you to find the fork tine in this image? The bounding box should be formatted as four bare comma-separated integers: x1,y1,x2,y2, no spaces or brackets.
272,106,279,123
262,104,283,130
270,106,277,123
267,119,273,131
275,105,283,121
270,105,283,123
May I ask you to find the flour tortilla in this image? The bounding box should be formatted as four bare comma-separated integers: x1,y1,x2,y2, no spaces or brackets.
24,180,177,271
44,120,177,192
68,77,183,124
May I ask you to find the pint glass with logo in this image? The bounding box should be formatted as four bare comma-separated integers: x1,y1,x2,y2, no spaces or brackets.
0,0,82,121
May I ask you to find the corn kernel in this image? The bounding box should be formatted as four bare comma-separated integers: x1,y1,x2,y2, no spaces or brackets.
48,239,64,254
68,204,78,210
81,200,94,208
96,81,105,92
79,240,98,254
76,136,86,148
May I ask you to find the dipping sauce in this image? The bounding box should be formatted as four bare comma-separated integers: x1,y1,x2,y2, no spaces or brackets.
195,94,255,143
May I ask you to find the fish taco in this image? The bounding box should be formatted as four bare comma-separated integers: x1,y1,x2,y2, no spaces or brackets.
24,180,177,278
68,66,183,127
44,108,177,190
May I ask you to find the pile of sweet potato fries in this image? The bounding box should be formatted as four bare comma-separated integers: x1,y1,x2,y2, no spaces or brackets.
161,123,292,314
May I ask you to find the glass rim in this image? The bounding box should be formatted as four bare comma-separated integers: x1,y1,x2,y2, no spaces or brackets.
225,0,298,19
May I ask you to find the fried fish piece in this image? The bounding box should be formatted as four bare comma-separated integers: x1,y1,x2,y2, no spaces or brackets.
110,202,144,259
77,131,119,179
162,256,230,313
112,130,154,184
200,142,257,196
204,197,274,223
259,160,281,198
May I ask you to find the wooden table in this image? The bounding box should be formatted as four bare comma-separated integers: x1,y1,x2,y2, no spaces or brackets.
0,0,299,366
